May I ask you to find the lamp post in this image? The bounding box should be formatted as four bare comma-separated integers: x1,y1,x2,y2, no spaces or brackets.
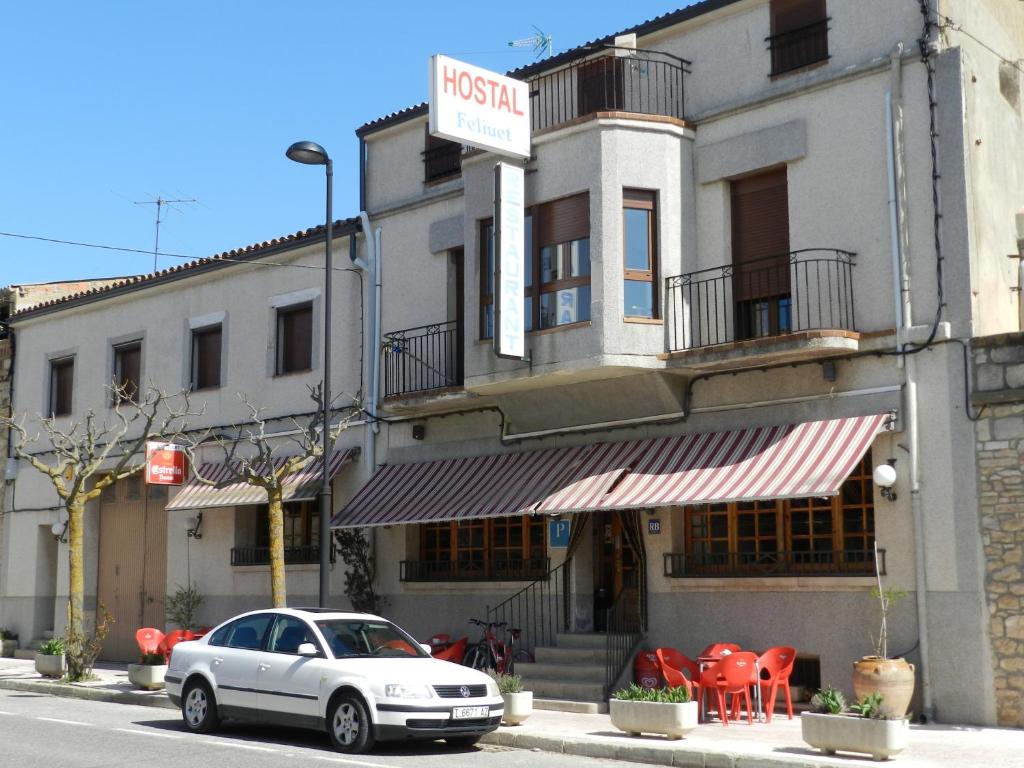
286,140,333,608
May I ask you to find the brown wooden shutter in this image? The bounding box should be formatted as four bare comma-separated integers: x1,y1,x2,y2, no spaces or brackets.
770,0,826,35
194,326,222,389
537,192,590,246
731,168,790,301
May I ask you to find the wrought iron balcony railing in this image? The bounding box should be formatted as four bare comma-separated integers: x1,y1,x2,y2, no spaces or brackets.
663,548,885,578
527,46,690,134
381,320,463,399
230,544,333,567
767,18,830,76
665,248,856,352
400,557,550,582
422,141,462,182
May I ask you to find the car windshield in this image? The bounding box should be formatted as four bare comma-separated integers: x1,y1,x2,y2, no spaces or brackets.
316,619,426,659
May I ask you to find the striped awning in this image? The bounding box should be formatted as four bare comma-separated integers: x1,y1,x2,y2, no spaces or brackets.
167,450,357,511
332,414,889,528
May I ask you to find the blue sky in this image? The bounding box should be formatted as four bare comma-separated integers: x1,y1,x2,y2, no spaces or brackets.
0,1,688,286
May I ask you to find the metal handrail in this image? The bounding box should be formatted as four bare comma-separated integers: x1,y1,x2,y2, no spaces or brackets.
486,560,571,660
230,544,333,567
604,588,643,696
662,548,886,578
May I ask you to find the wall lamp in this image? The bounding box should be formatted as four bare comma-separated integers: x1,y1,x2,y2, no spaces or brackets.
51,520,68,544
873,459,898,502
185,512,204,540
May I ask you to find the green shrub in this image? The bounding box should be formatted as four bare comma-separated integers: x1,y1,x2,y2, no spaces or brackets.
809,685,846,715
612,683,691,703
849,692,885,719
140,652,166,666
0,628,18,641
486,669,523,694
38,638,65,656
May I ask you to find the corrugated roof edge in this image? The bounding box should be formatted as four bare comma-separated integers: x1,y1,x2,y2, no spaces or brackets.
355,0,743,137
10,216,362,323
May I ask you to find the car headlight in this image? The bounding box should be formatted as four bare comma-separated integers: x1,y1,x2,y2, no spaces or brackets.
384,684,433,699
487,681,500,697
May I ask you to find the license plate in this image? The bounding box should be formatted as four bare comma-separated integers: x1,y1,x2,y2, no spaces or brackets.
452,706,489,719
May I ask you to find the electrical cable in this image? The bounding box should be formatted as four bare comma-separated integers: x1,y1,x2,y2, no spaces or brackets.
936,12,1024,75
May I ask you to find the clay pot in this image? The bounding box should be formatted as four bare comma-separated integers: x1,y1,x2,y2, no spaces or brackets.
852,656,915,719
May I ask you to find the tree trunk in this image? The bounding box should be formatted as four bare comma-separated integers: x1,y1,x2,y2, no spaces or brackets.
267,490,287,608
66,498,85,679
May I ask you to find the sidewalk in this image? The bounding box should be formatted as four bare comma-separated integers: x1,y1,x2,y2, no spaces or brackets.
1,657,1020,767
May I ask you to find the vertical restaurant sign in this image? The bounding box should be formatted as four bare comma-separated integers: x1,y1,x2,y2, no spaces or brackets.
494,162,526,359
146,441,187,485
429,54,530,159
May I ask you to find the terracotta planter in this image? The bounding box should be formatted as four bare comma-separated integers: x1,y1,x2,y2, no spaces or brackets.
501,690,532,725
852,656,915,719
609,699,698,740
801,712,909,761
34,653,65,678
128,663,168,690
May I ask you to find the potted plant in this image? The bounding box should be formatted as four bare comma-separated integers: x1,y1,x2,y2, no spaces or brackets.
489,670,532,725
609,683,697,740
128,651,168,690
801,685,910,761
34,637,66,678
853,544,915,719
166,582,203,631
0,628,18,658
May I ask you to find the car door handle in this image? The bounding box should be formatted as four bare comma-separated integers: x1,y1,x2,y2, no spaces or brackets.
212,657,223,666
258,663,270,671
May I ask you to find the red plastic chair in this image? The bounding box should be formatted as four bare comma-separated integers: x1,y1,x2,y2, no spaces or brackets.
655,648,700,710
700,642,742,658
700,651,758,726
135,628,165,657
433,636,468,664
162,629,189,661
757,646,797,722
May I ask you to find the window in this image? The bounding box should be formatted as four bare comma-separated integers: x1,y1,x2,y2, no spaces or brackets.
112,341,141,404
48,356,74,416
623,190,658,318
223,613,273,650
191,324,222,390
731,168,791,340
267,615,319,655
231,501,323,566
481,192,590,338
681,453,876,576
423,128,461,182
767,0,829,76
276,302,313,375
406,515,548,581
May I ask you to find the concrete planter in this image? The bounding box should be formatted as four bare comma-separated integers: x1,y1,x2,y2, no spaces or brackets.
501,690,532,725
34,653,65,678
128,663,168,690
609,699,698,740
801,712,910,761
0,639,17,658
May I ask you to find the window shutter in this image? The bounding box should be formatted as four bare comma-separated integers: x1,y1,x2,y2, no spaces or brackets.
537,192,590,246
730,168,790,301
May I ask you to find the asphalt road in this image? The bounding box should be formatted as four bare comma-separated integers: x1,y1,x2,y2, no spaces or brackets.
0,689,634,768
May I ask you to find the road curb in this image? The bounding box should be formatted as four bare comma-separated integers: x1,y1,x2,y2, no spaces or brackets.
0,677,177,710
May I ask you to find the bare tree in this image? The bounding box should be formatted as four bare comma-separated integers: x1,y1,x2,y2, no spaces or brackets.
1,384,197,680
184,386,360,608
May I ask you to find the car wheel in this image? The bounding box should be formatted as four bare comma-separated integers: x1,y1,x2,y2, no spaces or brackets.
328,693,375,753
445,735,482,749
181,679,220,734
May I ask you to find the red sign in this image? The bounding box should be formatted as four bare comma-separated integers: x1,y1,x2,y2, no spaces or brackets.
146,442,187,485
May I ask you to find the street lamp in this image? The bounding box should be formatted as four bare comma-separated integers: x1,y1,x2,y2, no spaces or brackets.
286,140,333,608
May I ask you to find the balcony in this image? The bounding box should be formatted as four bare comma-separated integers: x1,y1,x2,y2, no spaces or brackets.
767,18,830,77
381,320,464,400
662,249,858,370
527,47,689,134
400,557,550,582
663,548,884,578
230,544,333,567
422,140,461,183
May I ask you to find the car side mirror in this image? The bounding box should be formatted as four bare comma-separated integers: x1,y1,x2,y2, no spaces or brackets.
420,643,433,655
297,642,318,657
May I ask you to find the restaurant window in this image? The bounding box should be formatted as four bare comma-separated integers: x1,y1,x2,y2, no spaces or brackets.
767,0,829,77
423,128,462,182
276,302,313,375
480,192,590,338
406,515,548,581
48,356,74,417
623,189,658,319
191,324,222,390
112,340,142,404
232,501,322,566
731,168,791,340
681,453,876,576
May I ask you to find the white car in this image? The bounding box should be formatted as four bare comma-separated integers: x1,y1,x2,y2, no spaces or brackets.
165,608,503,753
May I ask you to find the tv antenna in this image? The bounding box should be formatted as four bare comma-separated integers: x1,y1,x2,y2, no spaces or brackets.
133,195,196,272
508,26,553,59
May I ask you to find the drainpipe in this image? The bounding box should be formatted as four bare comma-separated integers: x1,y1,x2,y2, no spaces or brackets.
886,44,906,364
354,212,381,479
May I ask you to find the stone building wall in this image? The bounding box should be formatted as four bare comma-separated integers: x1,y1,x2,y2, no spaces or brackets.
973,331,1024,728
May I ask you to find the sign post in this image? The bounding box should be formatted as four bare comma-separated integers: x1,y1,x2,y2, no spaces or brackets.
145,442,187,486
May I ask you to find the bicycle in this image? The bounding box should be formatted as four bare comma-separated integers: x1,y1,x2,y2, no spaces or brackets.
463,618,532,674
